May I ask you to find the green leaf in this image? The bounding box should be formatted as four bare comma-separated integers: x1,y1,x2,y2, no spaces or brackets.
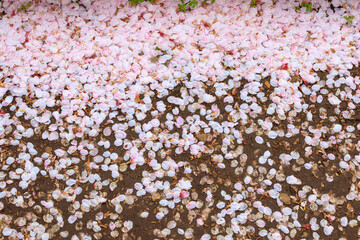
344,16,354,24
306,4,312,12
21,4,26,11
191,0,198,8
250,0,258,7
211,0,215,3
21,25,25,29
26,2,32,7
178,3,187,11
189,0,196,8
130,0,138,6
151,57,159,63
155,46,162,51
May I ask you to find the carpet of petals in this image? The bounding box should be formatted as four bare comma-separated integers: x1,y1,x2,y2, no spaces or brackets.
1,0,360,239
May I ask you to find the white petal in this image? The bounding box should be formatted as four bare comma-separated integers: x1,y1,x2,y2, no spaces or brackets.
324,225,334,235
268,130,277,139
2,227,13,236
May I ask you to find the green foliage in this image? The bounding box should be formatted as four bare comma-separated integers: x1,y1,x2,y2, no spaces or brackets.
17,2,31,12
295,1,312,12
124,0,335,13
344,15,354,25
151,46,173,66
178,2,187,12
250,0,261,8
150,56,159,63
129,0,154,6
178,0,215,12
127,0,215,11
